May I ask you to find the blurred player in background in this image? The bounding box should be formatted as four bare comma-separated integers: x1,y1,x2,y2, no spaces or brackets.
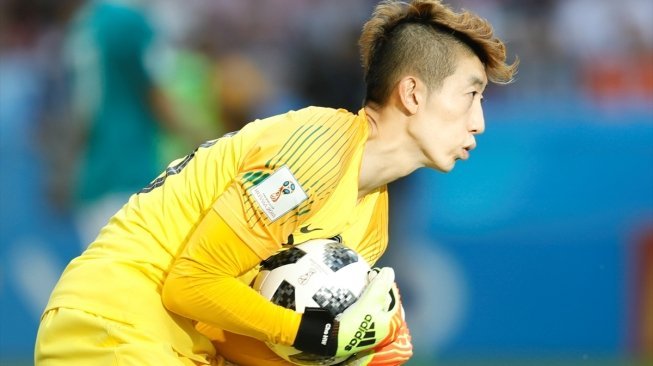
60,0,210,248
34,1,517,365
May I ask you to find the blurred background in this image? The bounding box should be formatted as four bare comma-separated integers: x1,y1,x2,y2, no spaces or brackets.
0,0,651,365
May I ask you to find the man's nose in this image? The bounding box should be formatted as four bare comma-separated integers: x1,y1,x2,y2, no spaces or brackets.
470,104,485,135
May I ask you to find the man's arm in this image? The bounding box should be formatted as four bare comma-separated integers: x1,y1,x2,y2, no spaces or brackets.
162,208,302,346
162,207,401,358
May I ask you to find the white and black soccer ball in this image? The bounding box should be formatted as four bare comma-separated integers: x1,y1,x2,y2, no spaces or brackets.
253,238,371,366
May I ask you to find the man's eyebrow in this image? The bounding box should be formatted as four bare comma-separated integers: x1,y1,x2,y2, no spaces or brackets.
469,75,487,88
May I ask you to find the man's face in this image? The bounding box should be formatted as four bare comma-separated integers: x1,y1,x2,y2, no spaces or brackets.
409,52,487,172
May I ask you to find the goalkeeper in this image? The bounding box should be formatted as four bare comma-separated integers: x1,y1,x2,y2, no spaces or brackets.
34,0,517,365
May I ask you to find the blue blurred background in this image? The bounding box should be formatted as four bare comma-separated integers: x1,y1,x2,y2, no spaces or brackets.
1,0,652,365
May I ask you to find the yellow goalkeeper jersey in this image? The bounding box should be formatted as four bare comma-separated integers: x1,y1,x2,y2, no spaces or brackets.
44,106,388,361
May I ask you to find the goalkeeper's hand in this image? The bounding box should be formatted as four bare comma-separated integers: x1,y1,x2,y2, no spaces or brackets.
292,267,400,358
340,301,413,366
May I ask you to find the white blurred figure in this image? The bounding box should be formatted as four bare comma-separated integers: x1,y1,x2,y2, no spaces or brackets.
551,0,653,106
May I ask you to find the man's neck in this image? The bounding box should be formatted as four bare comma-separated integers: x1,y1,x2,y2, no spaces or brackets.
357,105,423,199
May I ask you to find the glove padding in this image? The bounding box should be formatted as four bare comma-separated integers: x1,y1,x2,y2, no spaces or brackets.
293,267,400,358
340,302,412,366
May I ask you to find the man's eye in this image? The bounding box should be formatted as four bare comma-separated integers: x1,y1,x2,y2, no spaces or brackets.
470,91,485,103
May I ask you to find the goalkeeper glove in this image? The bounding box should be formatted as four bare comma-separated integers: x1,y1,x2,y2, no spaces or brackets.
292,267,400,358
340,301,412,366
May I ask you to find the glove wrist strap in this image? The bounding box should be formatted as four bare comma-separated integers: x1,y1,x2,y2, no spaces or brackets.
293,307,338,356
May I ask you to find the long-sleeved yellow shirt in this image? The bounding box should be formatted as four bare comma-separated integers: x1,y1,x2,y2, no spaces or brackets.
44,106,388,362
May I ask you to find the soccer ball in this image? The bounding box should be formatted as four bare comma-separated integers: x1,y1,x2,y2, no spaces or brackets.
253,238,371,365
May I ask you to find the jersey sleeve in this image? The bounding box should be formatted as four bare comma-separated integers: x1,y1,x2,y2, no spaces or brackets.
162,209,301,345
213,107,365,259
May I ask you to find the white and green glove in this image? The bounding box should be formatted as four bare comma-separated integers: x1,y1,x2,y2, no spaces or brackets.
340,300,413,366
293,267,400,358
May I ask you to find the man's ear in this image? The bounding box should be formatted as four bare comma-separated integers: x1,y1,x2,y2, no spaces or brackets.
397,76,421,115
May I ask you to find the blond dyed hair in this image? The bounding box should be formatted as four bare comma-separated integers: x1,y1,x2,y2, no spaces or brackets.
359,0,518,104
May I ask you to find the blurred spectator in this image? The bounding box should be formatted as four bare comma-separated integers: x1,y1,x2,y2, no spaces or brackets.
551,0,653,106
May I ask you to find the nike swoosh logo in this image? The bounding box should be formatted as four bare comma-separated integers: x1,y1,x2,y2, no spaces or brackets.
300,225,322,234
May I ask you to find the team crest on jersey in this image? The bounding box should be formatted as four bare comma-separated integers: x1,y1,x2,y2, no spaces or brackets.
249,166,307,222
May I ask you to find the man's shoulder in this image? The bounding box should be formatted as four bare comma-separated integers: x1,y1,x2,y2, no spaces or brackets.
284,106,359,131
291,106,355,118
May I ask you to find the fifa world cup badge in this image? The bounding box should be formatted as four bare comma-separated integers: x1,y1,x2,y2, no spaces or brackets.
250,166,307,221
